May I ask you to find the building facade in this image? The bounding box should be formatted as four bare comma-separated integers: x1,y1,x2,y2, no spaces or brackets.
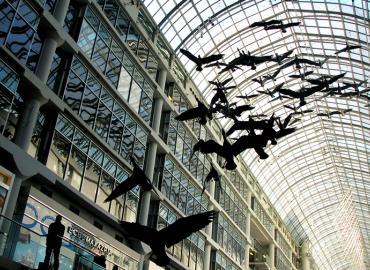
0,0,309,269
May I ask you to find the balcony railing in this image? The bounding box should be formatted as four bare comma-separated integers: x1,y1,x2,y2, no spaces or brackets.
0,215,105,270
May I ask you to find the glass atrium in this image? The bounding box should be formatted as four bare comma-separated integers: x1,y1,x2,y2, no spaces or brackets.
142,0,369,269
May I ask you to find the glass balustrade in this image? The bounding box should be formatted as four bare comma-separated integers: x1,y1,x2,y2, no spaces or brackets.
0,215,106,270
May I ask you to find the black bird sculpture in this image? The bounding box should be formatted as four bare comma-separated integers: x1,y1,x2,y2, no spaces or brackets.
265,21,301,32
236,93,260,101
272,49,294,64
289,70,314,80
278,84,323,107
226,117,269,136
249,19,283,29
202,165,222,195
192,129,269,169
317,109,352,118
306,72,346,91
120,211,217,266
175,98,212,125
252,76,266,86
180,49,223,71
257,83,285,98
342,80,367,93
104,156,152,202
335,42,362,54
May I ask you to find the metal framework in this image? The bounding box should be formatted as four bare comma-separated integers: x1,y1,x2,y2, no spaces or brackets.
142,0,370,269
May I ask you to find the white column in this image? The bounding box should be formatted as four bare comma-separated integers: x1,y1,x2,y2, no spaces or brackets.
158,69,167,90
35,37,59,82
203,180,215,270
14,98,42,150
53,0,71,24
152,99,163,133
269,243,275,269
138,142,157,226
301,241,310,270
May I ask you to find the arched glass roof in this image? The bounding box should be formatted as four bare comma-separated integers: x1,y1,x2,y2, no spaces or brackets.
142,0,370,269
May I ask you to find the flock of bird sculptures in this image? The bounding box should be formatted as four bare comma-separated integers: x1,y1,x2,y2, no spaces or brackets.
102,19,367,266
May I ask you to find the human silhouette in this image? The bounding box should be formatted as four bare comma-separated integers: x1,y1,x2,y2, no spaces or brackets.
44,215,65,270
93,254,106,268
112,265,119,270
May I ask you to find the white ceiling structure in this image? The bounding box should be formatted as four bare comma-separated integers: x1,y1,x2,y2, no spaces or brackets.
141,0,370,269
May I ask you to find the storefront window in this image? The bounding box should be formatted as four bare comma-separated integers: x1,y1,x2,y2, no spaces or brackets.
21,196,140,269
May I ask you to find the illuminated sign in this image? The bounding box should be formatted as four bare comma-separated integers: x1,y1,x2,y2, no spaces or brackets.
67,226,112,255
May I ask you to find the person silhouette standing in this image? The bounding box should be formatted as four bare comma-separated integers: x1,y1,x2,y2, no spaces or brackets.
44,215,65,270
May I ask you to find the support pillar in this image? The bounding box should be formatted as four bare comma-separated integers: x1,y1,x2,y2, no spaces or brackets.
35,37,59,82
269,243,275,270
138,70,166,270
203,243,212,270
53,0,71,24
4,0,70,221
301,240,310,270
203,180,215,270
158,69,167,90
138,142,157,226
245,211,251,269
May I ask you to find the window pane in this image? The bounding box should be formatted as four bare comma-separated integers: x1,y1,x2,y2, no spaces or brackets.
64,71,85,113
96,171,114,211
81,159,100,201
47,132,71,178
65,146,86,190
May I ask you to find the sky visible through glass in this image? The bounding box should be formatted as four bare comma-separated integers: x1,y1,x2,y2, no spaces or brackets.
143,0,369,269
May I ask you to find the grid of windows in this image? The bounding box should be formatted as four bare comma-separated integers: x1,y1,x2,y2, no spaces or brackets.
77,6,155,125
211,250,241,270
212,213,246,266
62,57,148,167
225,170,249,201
97,0,159,80
0,0,43,71
251,197,274,235
159,156,209,216
0,59,23,141
275,231,291,259
275,248,291,270
46,114,139,222
167,112,212,184
157,203,206,270
215,179,247,233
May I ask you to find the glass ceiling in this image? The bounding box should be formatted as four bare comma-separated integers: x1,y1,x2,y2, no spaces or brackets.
142,0,369,269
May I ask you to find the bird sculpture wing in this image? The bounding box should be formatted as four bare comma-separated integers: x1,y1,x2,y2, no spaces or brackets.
298,58,321,66
180,49,198,63
282,49,294,59
282,113,293,128
278,88,300,98
221,77,233,86
275,127,296,139
249,21,265,27
286,22,301,27
232,104,255,116
201,54,224,64
231,135,265,156
120,221,158,246
104,176,138,202
159,211,217,248
175,107,203,121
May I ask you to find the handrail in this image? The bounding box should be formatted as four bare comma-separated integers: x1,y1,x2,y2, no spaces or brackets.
0,214,122,269
0,214,43,237
0,214,106,269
